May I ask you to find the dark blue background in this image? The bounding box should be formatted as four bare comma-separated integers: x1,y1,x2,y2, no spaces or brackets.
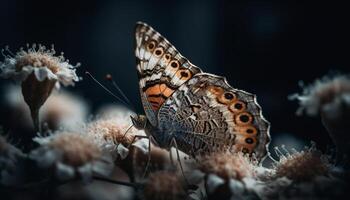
1,0,349,150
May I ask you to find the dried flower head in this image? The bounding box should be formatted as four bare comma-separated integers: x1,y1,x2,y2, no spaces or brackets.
0,44,80,131
290,74,350,164
30,131,113,181
0,44,79,87
273,144,331,182
49,133,101,166
197,151,257,181
290,74,350,116
87,118,134,160
87,106,145,159
95,105,146,142
88,118,135,147
142,171,186,200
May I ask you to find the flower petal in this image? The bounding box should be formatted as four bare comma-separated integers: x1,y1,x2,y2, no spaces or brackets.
206,174,225,193
33,67,57,81
91,157,114,177
56,162,75,181
132,138,149,154
117,144,129,159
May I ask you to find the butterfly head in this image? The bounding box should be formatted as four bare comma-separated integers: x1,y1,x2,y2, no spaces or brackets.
130,114,148,130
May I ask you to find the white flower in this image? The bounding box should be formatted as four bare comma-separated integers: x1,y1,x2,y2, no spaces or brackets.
290,74,350,116
272,143,331,182
0,44,79,88
1,44,81,130
30,131,113,182
196,151,257,181
290,74,350,164
87,105,145,159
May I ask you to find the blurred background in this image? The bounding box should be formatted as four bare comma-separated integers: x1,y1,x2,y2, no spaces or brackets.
0,0,349,153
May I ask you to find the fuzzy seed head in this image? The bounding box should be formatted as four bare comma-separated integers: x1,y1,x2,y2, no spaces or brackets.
15,51,60,73
0,44,79,87
198,151,256,180
87,118,135,146
274,147,330,182
48,132,101,166
290,74,350,116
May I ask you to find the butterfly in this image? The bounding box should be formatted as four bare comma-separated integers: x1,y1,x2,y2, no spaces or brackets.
131,22,270,161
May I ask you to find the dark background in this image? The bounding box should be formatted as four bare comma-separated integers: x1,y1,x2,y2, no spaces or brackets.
0,0,349,152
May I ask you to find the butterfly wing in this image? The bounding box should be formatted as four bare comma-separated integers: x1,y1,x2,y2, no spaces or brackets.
135,22,202,126
135,22,270,161
157,73,270,161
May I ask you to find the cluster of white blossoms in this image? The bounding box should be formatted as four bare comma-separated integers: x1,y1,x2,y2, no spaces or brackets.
31,131,114,182
87,105,147,160
290,74,350,116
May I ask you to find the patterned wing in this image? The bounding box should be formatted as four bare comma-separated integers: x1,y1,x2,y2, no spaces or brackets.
135,22,202,126
157,73,271,161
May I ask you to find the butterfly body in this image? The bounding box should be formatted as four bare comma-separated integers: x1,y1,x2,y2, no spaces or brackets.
133,22,270,161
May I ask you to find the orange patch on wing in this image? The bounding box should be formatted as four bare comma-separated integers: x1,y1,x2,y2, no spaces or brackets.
207,86,224,95
147,96,164,110
159,83,175,98
145,83,175,111
145,84,161,96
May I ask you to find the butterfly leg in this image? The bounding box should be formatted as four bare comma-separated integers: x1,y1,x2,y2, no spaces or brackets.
116,124,133,150
169,138,189,185
124,134,152,179
142,135,152,178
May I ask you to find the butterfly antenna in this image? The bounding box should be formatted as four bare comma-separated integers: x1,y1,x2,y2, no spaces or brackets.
85,71,131,109
105,74,136,111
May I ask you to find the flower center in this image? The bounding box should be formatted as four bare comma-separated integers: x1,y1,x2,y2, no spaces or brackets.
49,133,101,166
15,52,60,74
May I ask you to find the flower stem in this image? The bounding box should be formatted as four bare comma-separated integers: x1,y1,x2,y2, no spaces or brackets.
30,107,41,133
